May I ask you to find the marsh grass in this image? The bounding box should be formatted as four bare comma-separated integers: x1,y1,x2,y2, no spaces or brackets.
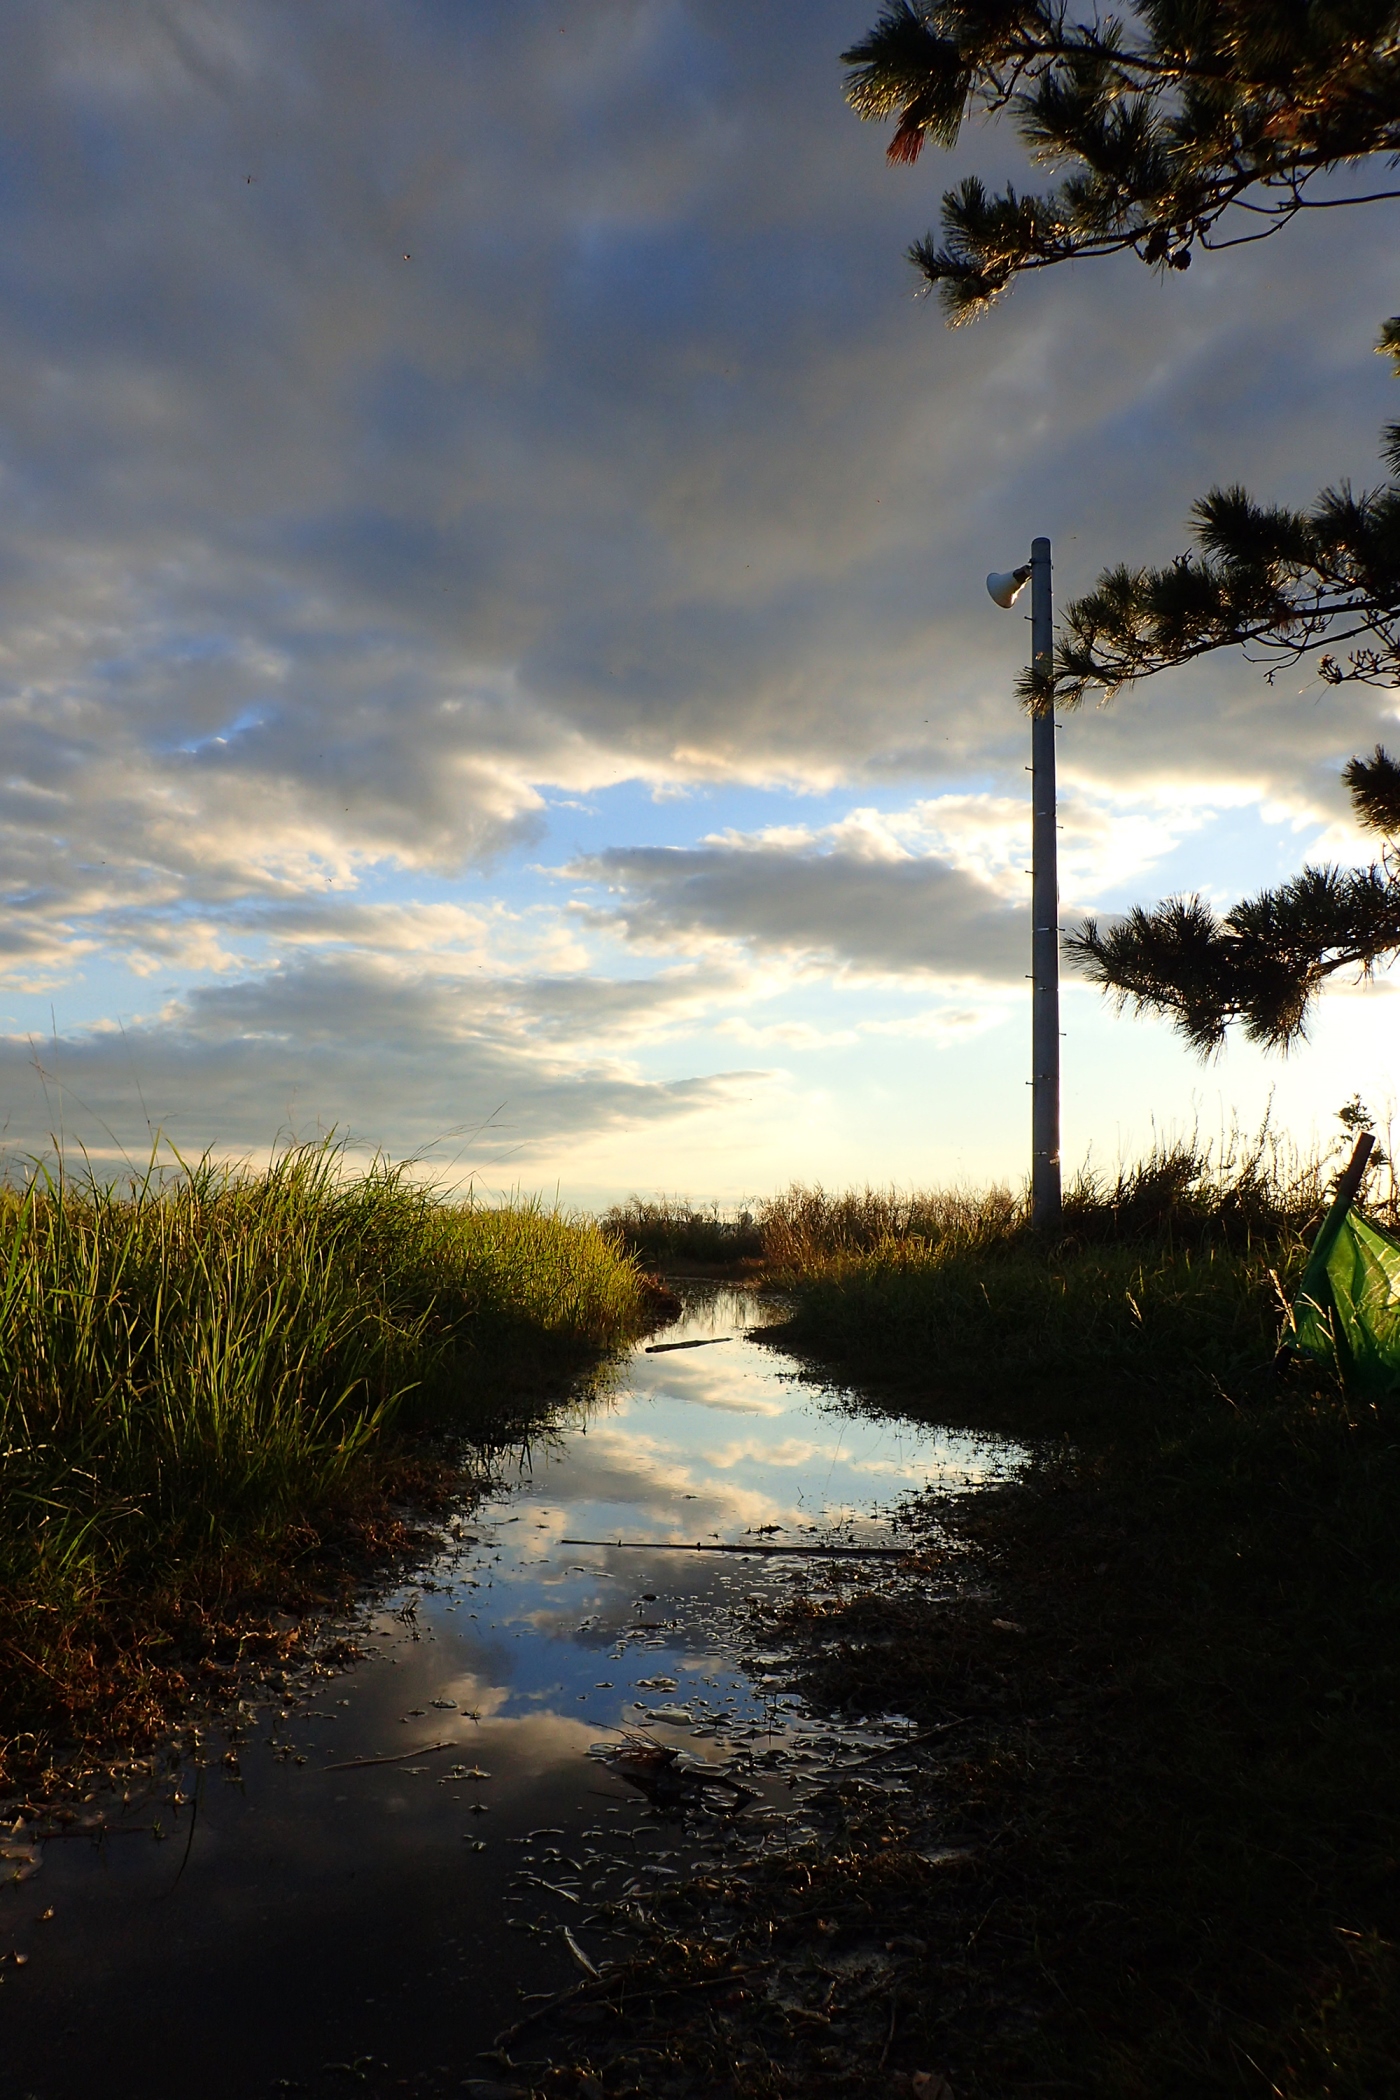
602,1195,765,1266
0,1139,647,1784
758,1136,1339,1430
607,1131,1334,1294
742,1135,1400,2095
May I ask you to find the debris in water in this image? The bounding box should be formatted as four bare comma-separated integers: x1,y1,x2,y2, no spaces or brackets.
597,1736,757,1815
644,1336,733,1353
1,1835,41,1884
323,1740,455,1772
564,1537,914,1558
562,1926,599,1977
514,1874,580,1905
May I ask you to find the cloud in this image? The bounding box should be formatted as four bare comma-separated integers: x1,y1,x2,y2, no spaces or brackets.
572,828,1027,981
2,1,1393,886
0,0,1394,1178
0,954,757,1165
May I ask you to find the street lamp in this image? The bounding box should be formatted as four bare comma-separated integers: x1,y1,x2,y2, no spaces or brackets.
987,536,1061,1229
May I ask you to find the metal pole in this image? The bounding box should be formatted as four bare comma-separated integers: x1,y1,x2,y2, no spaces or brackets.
1030,534,1061,1228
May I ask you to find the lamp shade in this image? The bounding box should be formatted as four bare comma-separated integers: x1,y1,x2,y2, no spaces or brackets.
986,564,1031,610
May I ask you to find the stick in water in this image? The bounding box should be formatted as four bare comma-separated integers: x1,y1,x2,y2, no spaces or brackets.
562,1926,599,1977
644,1337,733,1353
559,1538,912,1558
323,1740,456,1772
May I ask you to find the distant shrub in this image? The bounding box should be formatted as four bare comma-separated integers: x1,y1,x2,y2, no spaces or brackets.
602,1196,764,1265
758,1131,1334,1275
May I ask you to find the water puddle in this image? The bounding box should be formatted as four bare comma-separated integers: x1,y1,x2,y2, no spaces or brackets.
0,1286,1021,2099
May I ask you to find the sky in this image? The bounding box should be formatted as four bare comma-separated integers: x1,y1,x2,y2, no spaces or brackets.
2,0,1399,1204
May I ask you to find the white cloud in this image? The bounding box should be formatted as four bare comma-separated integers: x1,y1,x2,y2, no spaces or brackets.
0,954,760,1167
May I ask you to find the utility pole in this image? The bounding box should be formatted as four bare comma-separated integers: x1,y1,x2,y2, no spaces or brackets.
1029,536,1061,1229
986,538,1061,1228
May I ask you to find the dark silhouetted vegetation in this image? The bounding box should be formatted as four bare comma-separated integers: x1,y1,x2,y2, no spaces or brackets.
842,1,1400,322
736,1134,1400,2095
602,1196,765,1268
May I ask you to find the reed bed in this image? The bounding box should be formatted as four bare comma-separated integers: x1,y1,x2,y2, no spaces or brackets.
601,1195,765,1266
0,1140,647,1780
768,1130,1327,1254
754,1139,1344,1426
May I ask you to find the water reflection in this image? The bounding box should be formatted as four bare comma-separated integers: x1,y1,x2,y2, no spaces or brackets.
0,1285,1021,2100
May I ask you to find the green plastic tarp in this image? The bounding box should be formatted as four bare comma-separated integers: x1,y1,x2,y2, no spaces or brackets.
1290,1201,1400,1393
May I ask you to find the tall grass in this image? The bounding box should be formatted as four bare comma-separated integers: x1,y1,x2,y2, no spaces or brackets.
0,1140,647,1772
755,1137,1341,1420
602,1196,765,1265
763,1130,1332,1262
608,1132,1335,1282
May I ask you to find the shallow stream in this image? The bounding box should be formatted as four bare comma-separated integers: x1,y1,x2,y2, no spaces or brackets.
0,1286,1021,2100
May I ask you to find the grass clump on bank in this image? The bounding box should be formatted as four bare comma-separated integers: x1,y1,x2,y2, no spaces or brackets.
741,1138,1400,2096
602,1195,765,1268
0,1139,649,1789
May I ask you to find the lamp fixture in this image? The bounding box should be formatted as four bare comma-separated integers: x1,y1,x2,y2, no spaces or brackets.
986,564,1032,610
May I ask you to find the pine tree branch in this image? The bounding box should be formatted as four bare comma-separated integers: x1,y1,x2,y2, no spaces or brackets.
1069,862,1400,1052
1344,747,1400,832
1050,444,1400,706
844,1,1400,316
